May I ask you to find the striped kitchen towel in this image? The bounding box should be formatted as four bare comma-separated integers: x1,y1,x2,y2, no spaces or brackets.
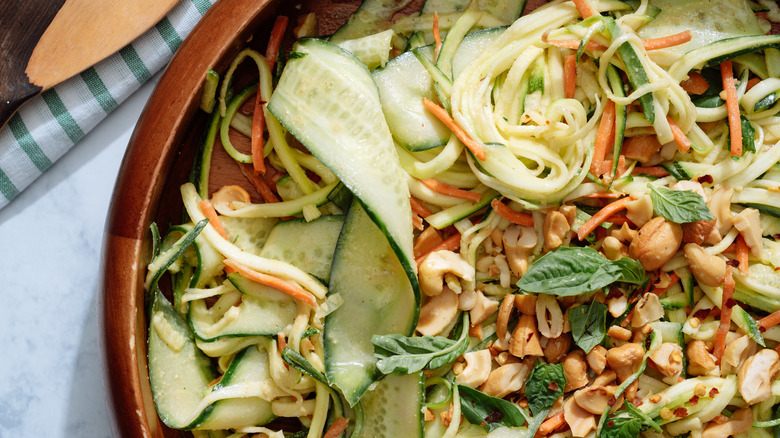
0,0,217,210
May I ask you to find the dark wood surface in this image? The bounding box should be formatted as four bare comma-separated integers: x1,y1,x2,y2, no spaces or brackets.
0,0,64,128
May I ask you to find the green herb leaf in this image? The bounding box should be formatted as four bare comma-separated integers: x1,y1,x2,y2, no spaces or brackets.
525,361,566,416
372,313,469,375
599,401,662,438
568,301,608,353
458,385,527,432
288,51,307,59
741,115,756,154
649,185,714,223
281,348,328,384
516,247,647,296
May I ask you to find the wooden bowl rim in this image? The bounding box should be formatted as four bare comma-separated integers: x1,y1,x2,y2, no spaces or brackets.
99,0,277,435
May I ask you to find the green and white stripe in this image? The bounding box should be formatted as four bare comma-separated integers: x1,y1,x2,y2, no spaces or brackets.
0,0,216,209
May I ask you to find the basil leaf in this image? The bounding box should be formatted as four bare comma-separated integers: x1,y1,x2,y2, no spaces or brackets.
281,348,328,384
649,185,714,223
372,313,469,375
568,301,608,354
517,247,647,296
525,361,566,416
458,385,527,432
600,401,661,438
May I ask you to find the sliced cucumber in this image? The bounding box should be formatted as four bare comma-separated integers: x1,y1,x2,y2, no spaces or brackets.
700,283,765,347
660,292,688,310
268,38,418,294
220,216,279,256
324,202,418,406
451,26,505,79
669,34,780,81
373,45,451,151
329,0,414,43
187,274,298,341
148,290,216,429
258,215,345,283
425,186,500,229
193,345,276,430
353,372,425,438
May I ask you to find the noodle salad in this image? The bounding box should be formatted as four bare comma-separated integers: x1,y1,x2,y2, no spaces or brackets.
144,0,780,437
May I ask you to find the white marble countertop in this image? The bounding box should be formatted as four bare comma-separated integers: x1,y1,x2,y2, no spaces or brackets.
0,75,160,437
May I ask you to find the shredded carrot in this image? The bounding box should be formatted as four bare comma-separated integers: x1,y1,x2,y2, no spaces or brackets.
642,30,692,50
265,15,289,72
323,418,350,438
721,61,742,156
535,411,567,437
237,162,280,203
277,333,287,355
746,77,761,91
422,98,486,160
652,272,680,296
416,233,461,267
631,166,670,177
564,53,577,99
572,0,597,18
410,196,434,218
590,100,616,176
736,234,749,276
600,156,628,179
251,91,267,174
680,72,710,95
608,215,629,225
224,258,318,308
576,197,629,241
412,213,424,230
667,116,692,152
759,308,780,331
420,178,483,203
712,269,735,363
622,135,663,163
491,198,535,227
198,199,228,240
433,12,442,61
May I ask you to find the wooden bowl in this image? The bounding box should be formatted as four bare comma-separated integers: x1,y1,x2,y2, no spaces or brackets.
98,0,368,435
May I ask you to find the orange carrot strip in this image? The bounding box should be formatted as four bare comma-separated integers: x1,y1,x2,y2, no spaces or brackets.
265,15,289,72
324,418,350,438
546,39,607,51
422,98,486,160
535,411,567,437
712,269,735,363
433,12,442,61
572,0,597,18
412,213,424,230
652,272,680,296
491,199,535,227
759,309,780,331
564,54,577,99
746,77,761,91
631,166,670,177
576,197,629,241
417,233,461,267
590,99,616,176
667,116,692,152
277,333,287,354
420,178,483,203
224,258,318,308
721,61,742,156
251,91,267,174
680,72,710,95
410,196,434,218
198,199,228,240
642,30,692,50
736,235,749,276
237,162,280,203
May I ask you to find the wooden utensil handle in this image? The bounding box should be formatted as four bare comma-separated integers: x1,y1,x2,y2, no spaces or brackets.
0,0,63,129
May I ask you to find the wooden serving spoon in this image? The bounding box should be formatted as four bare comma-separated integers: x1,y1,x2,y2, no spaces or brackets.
0,0,181,130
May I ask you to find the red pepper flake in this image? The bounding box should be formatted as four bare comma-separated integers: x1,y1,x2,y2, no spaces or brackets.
548,381,559,391
607,420,615,428
709,388,719,398
697,175,714,184
689,395,699,406
693,308,710,321
673,407,688,417
726,259,740,268
608,395,616,406
725,298,737,309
